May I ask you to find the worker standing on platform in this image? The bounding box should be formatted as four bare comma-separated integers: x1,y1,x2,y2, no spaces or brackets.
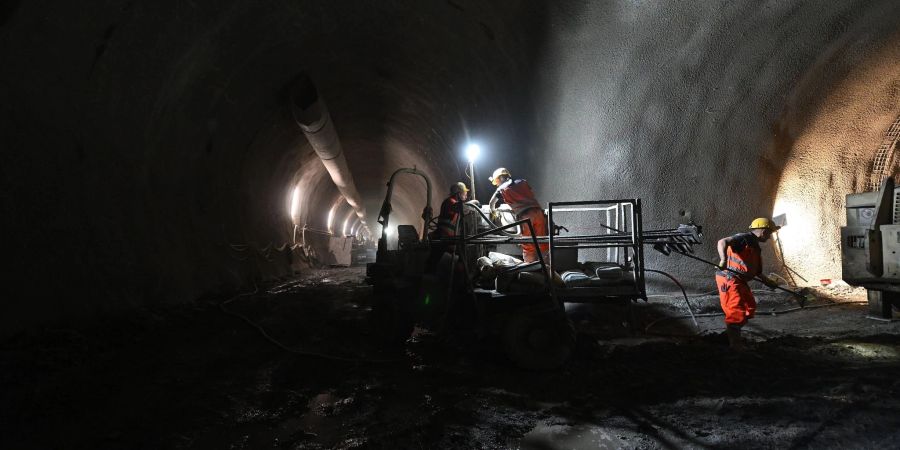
433,182,469,239
426,182,469,271
715,218,780,351
488,168,549,263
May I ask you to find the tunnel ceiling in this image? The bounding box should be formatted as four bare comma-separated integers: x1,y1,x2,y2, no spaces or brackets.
1,0,899,334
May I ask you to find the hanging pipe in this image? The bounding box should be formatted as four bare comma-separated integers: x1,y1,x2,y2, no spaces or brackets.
289,73,368,234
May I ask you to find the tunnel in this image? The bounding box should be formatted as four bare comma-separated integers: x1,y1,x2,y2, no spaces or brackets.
2,0,900,448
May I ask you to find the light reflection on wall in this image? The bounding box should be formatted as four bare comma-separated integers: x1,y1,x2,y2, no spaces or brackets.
770,35,900,286
326,196,345,235
290,185,302,225
771,181,822,286
342,209,355,236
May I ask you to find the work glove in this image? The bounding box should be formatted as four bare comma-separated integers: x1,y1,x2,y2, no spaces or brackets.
716,259,727,271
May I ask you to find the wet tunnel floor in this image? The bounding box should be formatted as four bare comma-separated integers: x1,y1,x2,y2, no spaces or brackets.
3,267,900,449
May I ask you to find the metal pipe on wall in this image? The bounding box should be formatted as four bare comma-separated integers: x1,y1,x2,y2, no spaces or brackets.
289,73,368,233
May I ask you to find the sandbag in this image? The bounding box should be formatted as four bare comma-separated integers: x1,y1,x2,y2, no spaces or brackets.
582,261,625,280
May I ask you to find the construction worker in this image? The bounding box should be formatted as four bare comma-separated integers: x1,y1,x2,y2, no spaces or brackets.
488,168,549,263
426,182,470,271
433,182,469,238
715,218,780,351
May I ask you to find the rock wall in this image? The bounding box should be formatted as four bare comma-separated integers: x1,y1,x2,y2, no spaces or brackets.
526,0,900,288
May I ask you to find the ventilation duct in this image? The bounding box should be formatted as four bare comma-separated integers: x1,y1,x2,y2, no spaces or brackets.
290,73,368,232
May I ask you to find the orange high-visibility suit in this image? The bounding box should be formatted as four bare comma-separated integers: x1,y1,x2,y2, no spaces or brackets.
715,232,762,325
426,193,464,272
494,179,549,263
432,194,463,238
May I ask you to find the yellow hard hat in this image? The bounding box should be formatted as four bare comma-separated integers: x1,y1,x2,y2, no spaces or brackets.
450,182,469,194
489,167,511,185
749,217,780,231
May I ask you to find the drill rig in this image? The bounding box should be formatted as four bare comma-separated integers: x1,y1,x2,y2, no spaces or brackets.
366,168,703,369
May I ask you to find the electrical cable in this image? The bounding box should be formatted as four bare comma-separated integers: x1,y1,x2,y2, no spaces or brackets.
646,290,718,298
643,300,869,334
465,203,518,236
223,222,331,265
673,250,811,305
219,284,404,364
773,232,808,284
768,272,792,287
648,287,793,298
645,269,698,327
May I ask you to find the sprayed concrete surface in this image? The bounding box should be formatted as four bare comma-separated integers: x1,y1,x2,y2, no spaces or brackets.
4,267,900,449
527,1,900,288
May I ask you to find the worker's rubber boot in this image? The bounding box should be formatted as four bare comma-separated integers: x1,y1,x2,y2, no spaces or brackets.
726,324,744,352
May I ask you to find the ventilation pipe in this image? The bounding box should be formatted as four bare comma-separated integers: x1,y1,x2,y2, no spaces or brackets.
290,73,368,234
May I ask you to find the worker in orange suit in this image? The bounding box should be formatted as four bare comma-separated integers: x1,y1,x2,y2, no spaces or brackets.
426,182,469,271
488,167,549,263
715,218,780,351
432,182,469,239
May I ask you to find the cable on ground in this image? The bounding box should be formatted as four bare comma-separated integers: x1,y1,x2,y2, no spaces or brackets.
646,290,718,298
643,300,869,335
219,284,403,364
645,269,698,327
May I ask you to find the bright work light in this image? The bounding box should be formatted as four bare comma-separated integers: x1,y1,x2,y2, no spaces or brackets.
465,143,481,163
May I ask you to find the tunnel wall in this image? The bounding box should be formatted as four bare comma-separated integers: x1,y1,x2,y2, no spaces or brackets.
0,0,544,336
2,0,899,336
772,40,900,286
526,0,900,289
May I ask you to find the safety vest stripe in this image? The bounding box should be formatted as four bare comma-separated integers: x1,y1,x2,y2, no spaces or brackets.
727,255,746,267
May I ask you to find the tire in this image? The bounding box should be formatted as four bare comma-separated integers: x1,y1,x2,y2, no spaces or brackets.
867,290,899,319
502,310,576,370
371,294,415,345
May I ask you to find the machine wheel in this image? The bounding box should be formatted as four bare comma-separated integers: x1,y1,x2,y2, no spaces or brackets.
502,310,575,370
371,294,415,345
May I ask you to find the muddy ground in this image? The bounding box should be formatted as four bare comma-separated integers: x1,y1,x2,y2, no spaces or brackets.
3,267,900,449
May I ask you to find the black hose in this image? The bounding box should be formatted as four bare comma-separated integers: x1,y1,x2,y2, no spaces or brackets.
674,250,808,306
220,284,403,364
643,300,869,335
465,202,518,236
645,269,698,327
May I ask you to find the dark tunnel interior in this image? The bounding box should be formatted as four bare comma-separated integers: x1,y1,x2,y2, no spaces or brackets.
2,0,900,448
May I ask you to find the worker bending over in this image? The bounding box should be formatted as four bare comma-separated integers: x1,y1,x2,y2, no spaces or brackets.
488,167,549,263
426,182,469,271
715,218,780,351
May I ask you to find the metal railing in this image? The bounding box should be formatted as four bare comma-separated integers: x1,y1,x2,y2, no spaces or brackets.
548,199,646,300
427,198,701,303
440,217,556,302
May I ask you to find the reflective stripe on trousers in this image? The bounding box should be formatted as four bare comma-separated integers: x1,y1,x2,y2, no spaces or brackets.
716,273,756,326
519,207,549,263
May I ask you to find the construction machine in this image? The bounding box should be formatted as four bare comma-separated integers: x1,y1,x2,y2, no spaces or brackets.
366,168,703,369
841,178,900,319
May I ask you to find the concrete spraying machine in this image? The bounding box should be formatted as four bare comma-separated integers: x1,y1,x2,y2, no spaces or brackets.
366,168,703,369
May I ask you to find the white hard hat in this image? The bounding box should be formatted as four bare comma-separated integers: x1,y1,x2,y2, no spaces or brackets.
489,167,511,185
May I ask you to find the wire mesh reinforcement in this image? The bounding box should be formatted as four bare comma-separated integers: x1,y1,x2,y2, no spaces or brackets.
868,115,900,191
